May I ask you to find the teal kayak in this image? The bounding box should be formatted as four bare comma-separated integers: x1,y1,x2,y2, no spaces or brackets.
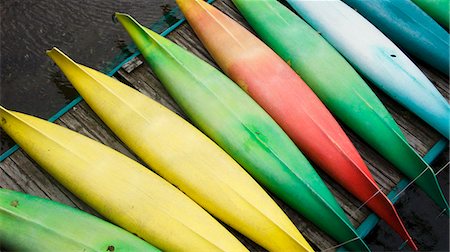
343,0,449,75
116,12,368,251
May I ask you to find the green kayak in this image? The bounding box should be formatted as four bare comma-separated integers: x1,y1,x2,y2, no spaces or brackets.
412,0,449,29
116,12,368,251
232,0,449,216
0,189,160,251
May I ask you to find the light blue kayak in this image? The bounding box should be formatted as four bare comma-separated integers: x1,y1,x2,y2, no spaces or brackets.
343,0,449,75
286,0,449,215
287,0,450,140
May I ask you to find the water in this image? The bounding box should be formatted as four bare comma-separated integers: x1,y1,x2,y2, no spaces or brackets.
0,0,448,251
366,156,449,251
0,0,177,152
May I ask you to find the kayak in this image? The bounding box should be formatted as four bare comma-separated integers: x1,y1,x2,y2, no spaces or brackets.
47,48,313,252
175,0,406,249
412,0,450,29
286,0,450,140
0,106,247,252
116,13,368,251
230,0,419,249
0,189,160,251
287,0,449,214
343,0,449,75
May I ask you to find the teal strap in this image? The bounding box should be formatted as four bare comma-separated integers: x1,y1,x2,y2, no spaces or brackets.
337,138,448,251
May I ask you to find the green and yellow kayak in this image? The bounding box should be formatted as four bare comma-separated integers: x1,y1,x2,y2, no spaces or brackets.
115,12,368,251
47,48,313,252
0,189,160,251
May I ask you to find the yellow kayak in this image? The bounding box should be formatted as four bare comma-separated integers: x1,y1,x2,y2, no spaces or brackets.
0,106,246,252
47,48,313,252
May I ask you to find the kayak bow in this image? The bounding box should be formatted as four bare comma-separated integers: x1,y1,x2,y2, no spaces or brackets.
116,12,366,251
0,106,247,252
0,189,160,251
47,47,313,252
231,0,421,249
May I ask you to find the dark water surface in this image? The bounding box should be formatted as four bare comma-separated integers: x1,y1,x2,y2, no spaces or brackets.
0,0,175,151
366,157,449,251
0,0,448,251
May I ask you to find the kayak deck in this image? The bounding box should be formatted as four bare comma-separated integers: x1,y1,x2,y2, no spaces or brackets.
0,0,448,250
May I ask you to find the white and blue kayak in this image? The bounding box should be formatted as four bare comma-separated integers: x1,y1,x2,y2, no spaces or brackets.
287,0,450,139
343,0,449,75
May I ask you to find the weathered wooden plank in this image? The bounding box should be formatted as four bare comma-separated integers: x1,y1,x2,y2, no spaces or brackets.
417,61,449,100
121,56,143,73
1,170,24,192
344,128,401,188
380,96,440,155
1,156,38,194
117,62,187,119
169,25,218,65
214,0,254,30
1,149,99,217
57,102,140,162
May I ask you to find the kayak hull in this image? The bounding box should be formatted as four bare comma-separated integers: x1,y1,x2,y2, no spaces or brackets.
287,0,449,140
287,0,449,214
48,47,311,252
118,11,363,252
0,106,247,252
412,0,450,29
174,0,400,250
230,0,420,249
343,0,449,75
0,189,160,252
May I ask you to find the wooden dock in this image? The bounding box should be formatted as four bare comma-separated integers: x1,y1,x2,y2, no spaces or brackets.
1,0,448,250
